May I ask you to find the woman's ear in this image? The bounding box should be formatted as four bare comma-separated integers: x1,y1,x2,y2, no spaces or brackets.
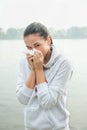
47,35,51,46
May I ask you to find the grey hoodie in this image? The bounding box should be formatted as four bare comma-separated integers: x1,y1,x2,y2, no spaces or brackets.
16,45,73,130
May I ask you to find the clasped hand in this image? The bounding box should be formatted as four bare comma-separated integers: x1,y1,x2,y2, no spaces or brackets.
26,50,44,70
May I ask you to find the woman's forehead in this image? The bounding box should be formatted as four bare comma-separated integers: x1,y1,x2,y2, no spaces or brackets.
24,34,45,45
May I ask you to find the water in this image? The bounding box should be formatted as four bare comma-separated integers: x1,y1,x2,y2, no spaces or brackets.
0,39,87,130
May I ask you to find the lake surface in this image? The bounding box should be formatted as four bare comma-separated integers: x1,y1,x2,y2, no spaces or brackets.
0,39,87,130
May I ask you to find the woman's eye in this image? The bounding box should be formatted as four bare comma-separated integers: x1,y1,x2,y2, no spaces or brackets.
35,44,40,47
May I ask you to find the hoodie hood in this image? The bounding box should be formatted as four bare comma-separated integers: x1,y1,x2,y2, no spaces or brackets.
43,44,61,69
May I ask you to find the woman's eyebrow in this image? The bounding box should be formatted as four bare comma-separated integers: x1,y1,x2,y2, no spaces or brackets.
33,42,40,45
26,42,40,48
26,44,32,48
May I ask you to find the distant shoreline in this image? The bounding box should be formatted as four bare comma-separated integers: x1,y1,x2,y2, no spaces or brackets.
0,26,87,39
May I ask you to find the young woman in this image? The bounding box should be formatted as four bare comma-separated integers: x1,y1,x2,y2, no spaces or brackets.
16,22,73,130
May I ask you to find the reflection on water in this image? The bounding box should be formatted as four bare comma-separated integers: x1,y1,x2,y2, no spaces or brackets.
0,39,87,130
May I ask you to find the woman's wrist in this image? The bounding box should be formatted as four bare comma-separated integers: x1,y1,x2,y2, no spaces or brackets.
35,68,45,84
25,69,36,89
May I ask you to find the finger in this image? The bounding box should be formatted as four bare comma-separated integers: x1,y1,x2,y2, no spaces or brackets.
36,50,43,56
33,54,37,62
34,51,41,57
36,52,43,61
28,57,34,63
33,54,42,64
26,54,34,59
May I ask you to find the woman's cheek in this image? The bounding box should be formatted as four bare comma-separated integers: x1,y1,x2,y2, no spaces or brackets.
37,48,44,56
41,50,46,57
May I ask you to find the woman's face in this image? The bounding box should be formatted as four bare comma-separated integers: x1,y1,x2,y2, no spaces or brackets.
24,33,51,58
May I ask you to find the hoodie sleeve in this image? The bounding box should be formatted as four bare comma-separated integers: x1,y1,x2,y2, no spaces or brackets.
36,59,73,109
16,58,33,105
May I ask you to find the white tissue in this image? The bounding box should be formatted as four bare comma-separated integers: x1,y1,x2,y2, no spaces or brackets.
24,49,37,55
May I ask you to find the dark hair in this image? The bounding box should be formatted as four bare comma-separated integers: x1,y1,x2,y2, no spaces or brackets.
23,22,53,44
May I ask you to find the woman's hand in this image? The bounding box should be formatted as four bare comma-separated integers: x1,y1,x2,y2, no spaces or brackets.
26,54,35,70
33,50,44,70
33,51,45,84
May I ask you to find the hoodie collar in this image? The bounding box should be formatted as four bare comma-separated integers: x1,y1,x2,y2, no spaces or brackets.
43,45,61,69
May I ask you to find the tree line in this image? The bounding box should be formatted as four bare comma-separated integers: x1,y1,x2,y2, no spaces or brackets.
0,26,87,40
